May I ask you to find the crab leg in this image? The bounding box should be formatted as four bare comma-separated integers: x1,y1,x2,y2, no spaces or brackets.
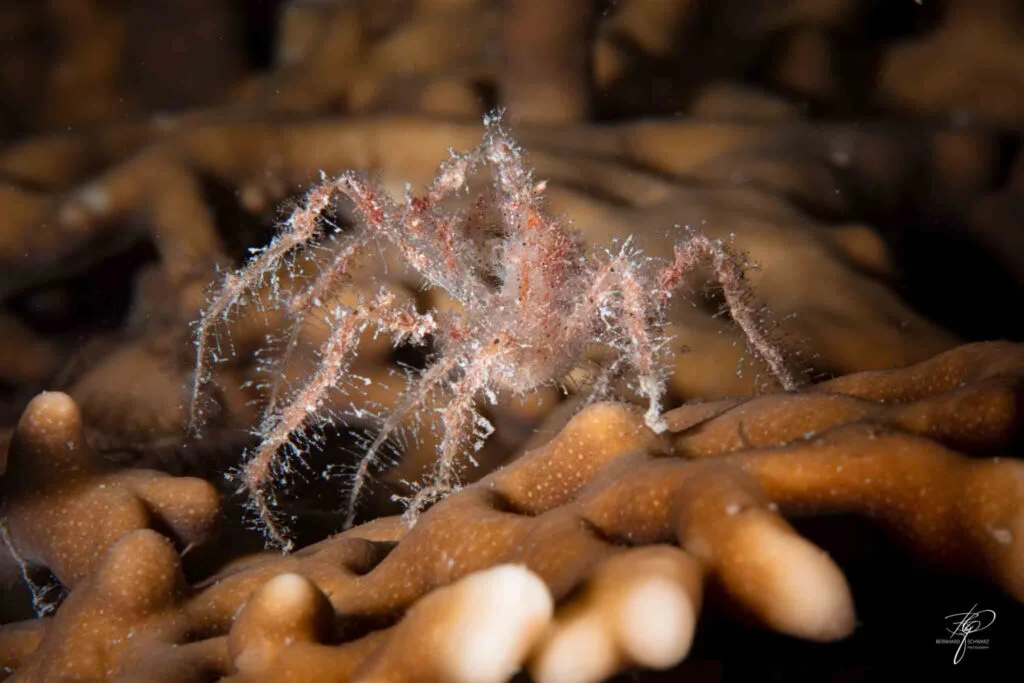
242,292,435,549
189,175,388,434
658,233,797,392
343,354,459,529
401,365,493,525
265,238,364,416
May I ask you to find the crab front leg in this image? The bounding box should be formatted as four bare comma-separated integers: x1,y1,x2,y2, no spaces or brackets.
241,291,436,550
242,303,367,551
189,224,321,434
614,265,677,433
265,237,364,416
400,367,491,526
189,173,393,434
559,252,672,433
343,353,460,529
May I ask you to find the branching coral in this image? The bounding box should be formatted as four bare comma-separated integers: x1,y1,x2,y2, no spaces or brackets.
1,391,221,613
0,3,1023,681
4,529,229,682
2,342,1022,682
188,113,797,549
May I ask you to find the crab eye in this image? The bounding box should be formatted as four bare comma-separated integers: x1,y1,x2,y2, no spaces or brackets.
492,338,500,345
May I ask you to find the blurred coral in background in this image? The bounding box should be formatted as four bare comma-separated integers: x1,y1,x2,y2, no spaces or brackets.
1,1,1023,681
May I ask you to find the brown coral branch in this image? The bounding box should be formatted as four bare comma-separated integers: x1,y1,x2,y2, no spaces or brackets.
3,343,1024,681
501,0,594,125
1,392,220,589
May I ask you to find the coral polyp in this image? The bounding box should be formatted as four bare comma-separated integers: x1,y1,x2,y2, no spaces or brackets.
189,113,796,549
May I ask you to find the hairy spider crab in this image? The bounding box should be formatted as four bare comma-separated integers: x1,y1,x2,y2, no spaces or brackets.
188,112,797,550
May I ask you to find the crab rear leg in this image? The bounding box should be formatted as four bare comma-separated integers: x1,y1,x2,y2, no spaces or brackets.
658,233,797,392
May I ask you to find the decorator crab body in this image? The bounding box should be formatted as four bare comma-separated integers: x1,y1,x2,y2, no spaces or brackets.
188,113,795,549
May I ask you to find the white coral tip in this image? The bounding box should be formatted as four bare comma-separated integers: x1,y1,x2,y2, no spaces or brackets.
443,565,554,683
